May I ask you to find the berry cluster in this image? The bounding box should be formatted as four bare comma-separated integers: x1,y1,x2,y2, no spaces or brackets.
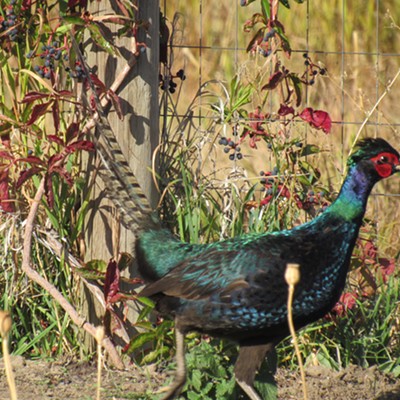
302,190,327,211
259,169,290,206
218,137,243,161
1,2,20,43
27,42,66,79
259,168,328,211
65,60,88,80
302,53,327,85
159,69,186,93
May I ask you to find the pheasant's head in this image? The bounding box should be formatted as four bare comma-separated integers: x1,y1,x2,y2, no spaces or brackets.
348,138,400,180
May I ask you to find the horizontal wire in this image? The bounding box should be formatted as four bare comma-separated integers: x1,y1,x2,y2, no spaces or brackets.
171,43,400,58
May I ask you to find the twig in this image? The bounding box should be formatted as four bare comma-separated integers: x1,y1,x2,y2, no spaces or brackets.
21,177,124,369
349,68,400,156
285,263,308,400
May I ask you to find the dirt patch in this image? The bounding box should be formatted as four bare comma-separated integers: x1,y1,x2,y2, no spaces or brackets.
0,356,399,399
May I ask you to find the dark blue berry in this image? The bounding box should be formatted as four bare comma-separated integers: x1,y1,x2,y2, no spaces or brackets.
176,69,185,80
223,147,230,154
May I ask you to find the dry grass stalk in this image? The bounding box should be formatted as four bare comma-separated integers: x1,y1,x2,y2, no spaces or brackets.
0,310,17,400
95,326,105,400
285,263,308,400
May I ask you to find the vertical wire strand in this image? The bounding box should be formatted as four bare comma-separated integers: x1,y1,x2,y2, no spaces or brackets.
340,0,346,166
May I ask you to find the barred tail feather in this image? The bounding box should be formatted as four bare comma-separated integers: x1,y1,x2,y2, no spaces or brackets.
71,35,160,231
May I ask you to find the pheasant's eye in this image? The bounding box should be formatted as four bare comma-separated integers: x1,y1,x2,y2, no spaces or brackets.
378,155,388,164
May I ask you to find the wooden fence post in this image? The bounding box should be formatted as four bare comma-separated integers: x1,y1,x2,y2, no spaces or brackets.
82,0,160,351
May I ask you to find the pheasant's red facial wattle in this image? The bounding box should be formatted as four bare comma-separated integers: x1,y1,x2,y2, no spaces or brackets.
370,152,400,178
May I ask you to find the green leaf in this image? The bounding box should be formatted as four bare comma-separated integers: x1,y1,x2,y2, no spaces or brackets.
85,259,108,273
288,74,302,107
261,0,271,19
191,369,202,392
137,296,156,308
141,346,170,364
126,331,156,353
254,355,278,400
87,24,120,56
299,144,321,157
62,16,86,26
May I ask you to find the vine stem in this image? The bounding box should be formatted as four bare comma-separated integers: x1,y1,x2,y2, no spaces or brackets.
21,177,124,370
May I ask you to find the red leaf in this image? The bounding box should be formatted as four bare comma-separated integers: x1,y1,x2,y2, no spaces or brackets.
277,104,294,116
299,108,332,134
57,90,74,98
332,291,358,317
17,156,45,165
52,99,60,132
378,258,395,282
0,151,14,161
21,91,49,103
84,73,107,94
0,169,14,213
262,71,285,90
26,101,53,126
48,135,65,145
104,260,120,306
44,172,54,208
47,153,65,172
51,166,73,186
65,122,80,144
16,166,42,188
65,140,95,153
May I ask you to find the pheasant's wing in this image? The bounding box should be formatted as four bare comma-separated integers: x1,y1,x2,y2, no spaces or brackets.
140,238,284,301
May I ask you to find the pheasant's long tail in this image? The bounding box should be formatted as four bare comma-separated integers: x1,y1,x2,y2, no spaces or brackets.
72,36,160,231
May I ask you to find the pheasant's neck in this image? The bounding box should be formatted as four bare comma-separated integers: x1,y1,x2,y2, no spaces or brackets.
327,165,374,222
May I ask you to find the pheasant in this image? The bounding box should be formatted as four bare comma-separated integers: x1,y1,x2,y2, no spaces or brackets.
136,138,400,399
75,45,400,399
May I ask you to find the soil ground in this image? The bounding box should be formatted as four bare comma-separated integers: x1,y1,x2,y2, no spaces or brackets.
0,356,399,400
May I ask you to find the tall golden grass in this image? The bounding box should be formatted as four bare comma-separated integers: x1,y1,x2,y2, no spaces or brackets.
162,0,400,256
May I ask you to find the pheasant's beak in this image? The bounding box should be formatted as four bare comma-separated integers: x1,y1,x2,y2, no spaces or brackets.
395,164,400,172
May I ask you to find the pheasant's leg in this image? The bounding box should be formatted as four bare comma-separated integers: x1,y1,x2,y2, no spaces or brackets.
159,327,186,400
234,342,275,400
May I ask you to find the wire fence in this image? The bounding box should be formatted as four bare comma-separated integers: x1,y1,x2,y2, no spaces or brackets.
159,0,400,239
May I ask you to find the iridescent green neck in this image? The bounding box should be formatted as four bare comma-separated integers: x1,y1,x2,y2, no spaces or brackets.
327,164,373,221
